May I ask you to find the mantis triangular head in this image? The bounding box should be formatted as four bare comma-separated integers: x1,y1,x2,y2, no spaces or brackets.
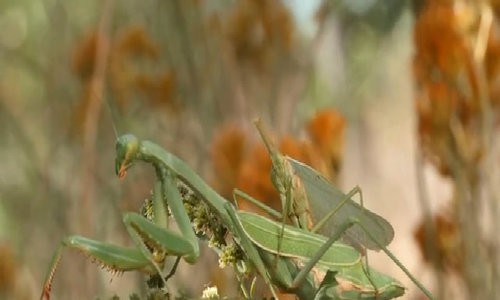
115,134,140,178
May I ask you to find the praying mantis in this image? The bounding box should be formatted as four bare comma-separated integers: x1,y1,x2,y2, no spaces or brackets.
247,119,434,299
40,127,428,299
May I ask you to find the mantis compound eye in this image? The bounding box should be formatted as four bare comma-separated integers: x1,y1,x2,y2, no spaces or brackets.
115,134,140,178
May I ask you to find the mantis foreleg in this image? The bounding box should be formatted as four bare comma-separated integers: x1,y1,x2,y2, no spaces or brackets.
40,236,156,300
41,164,202,299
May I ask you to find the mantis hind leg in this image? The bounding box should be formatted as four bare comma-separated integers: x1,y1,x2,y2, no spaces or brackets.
233,189,282,219
308,187,378,288
310,187,434,299
310,186,363,234
290,219,358,289
352,219,436,300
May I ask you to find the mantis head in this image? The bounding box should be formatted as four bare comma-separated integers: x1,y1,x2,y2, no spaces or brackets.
115,134,140,179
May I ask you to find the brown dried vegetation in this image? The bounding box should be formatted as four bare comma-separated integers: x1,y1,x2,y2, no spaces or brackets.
224,0,294,71
413,1,500,298
413,0,483,179
71,25,177,137
0,244,15,296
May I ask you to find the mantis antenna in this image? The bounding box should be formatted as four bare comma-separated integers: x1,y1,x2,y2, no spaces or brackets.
103,93,119,139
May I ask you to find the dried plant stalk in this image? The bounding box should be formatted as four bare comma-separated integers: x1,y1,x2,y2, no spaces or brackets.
413,1,500,298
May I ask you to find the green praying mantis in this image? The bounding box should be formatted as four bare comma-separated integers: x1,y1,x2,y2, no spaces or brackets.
40,125,433,299
235,120,434,299
227,120,433,299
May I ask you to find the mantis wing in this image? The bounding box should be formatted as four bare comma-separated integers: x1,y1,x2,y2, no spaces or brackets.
287,157,394,250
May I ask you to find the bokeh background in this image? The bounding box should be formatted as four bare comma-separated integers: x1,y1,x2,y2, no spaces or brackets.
1,0,499,299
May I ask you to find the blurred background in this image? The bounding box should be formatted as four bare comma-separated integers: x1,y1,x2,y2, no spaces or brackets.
1,0,499,299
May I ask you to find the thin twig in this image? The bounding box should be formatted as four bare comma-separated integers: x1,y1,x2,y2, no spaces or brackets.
79,0,114,296
80,0,113,235
473,4,498,298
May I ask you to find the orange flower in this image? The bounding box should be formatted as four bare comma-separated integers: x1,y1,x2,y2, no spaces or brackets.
236,142,280,213
307,109,346,181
